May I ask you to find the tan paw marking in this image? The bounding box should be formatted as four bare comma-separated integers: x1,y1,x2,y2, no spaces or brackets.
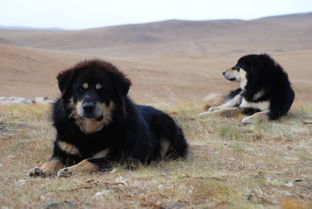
28,159,64,178
28,167,47,177
57,159,99,178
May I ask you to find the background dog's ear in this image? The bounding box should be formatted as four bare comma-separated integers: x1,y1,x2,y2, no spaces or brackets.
114,73,131,96
57,69,74,96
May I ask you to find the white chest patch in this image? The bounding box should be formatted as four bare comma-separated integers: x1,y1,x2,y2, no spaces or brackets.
239,69,247,90
240,98,270,111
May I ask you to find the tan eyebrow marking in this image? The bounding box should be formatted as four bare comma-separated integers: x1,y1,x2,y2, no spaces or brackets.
83,83,89,89
96,83,102,90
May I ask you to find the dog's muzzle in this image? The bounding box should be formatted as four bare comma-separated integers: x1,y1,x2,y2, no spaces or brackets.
222,70,239,81
83,102,95,115
78,101,104,120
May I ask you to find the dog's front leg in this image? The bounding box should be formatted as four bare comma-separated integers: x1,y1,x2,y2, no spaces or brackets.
199,107,241,117
207,93,242,112
242,110,270,124
28,156,65,177
57,157,113,178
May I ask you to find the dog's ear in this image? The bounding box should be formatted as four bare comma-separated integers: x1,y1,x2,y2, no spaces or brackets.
114,73,131,96
57,69,74,96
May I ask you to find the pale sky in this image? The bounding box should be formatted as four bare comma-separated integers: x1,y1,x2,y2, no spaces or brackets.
1,0,312,29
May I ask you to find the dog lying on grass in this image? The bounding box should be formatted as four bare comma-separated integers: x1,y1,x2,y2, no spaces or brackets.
199,54,295,124
28,60,188,178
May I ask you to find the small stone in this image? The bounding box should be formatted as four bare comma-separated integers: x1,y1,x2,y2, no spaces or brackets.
94,189,111,198
284,182,293,187
0,96,34,104
115,176,128,185
35,97,54,104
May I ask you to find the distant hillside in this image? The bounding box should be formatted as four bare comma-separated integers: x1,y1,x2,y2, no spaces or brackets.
0,12,311,56
0,26,64,31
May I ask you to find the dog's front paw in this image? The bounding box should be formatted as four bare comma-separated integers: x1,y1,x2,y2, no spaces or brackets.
57,167,74,178
28,167,47,178
208,106,220,112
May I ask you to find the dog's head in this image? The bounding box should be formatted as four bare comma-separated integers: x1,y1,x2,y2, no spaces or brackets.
222,64,247,90
222,66,244,82
57,60,131,133
223,54,275,90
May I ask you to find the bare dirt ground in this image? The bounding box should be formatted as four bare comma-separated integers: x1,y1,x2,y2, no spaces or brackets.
1,43,312,104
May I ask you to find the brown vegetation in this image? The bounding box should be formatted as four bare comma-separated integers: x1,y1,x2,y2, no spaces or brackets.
0,103,311,208
0,12,312,208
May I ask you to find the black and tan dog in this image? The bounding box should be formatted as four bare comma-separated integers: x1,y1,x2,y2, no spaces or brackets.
200,54,295,123
28,60,188,178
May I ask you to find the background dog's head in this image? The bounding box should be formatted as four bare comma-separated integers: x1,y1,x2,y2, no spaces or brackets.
223,54,279,90
222,62,247,90
222,66,243,82
56,60,131,133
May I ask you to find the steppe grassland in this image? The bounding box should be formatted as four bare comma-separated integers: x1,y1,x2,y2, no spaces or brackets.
0,102,311,209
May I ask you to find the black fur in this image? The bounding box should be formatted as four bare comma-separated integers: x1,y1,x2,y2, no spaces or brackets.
225,88,242,105
229,54,295,120
51,60,188,170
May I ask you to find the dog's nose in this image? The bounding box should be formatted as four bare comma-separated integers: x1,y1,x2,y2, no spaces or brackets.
222,72,226,75
83,102,95,113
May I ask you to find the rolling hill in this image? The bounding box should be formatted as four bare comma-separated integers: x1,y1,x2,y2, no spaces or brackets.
0,12,311,101
0,12,312,57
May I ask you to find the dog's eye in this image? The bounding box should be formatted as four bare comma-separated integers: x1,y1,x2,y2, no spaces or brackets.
82,83,89,89
232,66,240,71
96,84,102,90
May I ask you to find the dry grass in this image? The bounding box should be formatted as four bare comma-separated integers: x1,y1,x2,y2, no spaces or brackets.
1,13,312,208
0,102,311,209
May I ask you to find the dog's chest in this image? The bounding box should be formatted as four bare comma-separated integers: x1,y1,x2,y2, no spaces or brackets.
75,119,105,134
79,145,111,159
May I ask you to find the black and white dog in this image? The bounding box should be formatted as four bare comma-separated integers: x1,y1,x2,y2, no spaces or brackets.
200,54,295,124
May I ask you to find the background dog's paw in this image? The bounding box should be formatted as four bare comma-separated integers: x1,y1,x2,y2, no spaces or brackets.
57,167,73,178
208,106,220,112
28,167,47,177
198,111,214,117
242,116,253,124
